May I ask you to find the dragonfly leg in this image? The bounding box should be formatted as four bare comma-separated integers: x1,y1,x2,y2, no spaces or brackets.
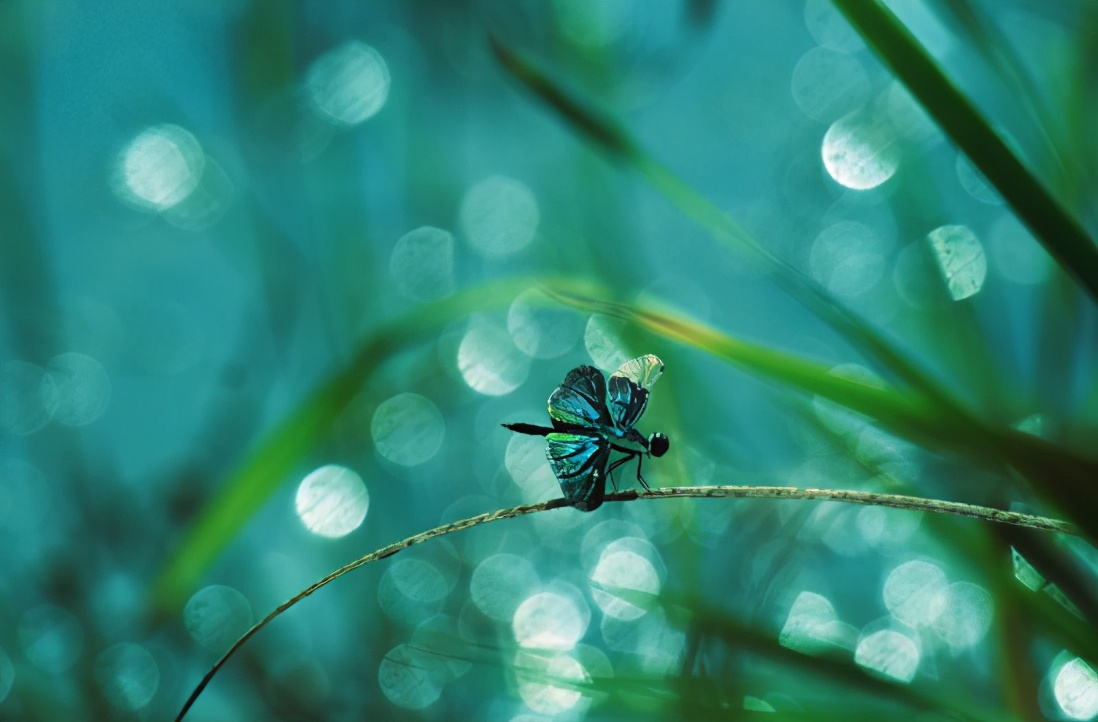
606,453,635,492
635,454,653,492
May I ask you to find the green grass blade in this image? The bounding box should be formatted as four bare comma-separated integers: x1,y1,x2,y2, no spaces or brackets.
832,0,1098,301
545,287,1098,539
490,39,972,427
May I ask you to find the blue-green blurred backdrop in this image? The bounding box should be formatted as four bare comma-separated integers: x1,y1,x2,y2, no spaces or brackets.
2,1,1096,720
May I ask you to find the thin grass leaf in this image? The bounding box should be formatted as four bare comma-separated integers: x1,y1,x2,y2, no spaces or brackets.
688,607,1011,722
490,38,977,440
490,43,1098,531
544,287,1098,539
832,0,1098,301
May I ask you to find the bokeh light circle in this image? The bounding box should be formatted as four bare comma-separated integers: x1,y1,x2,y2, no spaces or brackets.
113,124,205,211
1054,657,1098,721
390,226,456,302
822,110,900,190
459,176,539,258
513,591,588,651
295,464,369,538
371,393,445,466
457,323,530,396
94,643,160,710
306,40,391,126
42,352,111,427
183,585,253,653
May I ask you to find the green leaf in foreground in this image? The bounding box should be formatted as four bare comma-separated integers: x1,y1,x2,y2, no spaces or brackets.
832,0,1098,301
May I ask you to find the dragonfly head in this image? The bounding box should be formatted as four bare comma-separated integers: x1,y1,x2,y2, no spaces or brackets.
648,432,669,457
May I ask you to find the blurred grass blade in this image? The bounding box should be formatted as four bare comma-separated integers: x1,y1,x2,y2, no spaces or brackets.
151,277,575,611
490,38,971,428
832,0,1098,302
689,607,1008,722
545,287,1098,539
488,41,1097,534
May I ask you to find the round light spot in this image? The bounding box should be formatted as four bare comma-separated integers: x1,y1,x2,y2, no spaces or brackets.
513,591,588,651
371,393,445,466
927,225,986,301
18,604,84,674
0,361,53,435
389,558,450,603
809,221,888,298
854,629,920,682
94,643,160,710
470,553,540,621
306,41,391,126
459,176,539,258
377,559,449,626
791,48,871,124
390,226,456,302
507,288,584,360
112,124,205,211
883,560,947,628
933,581,993,652
516,651,587,714
41,352,111,427
989,214,1053,285
553,0,631,48
1054,657,1098,721
457,323,530,396
822,110,901,190
378,643,445,709
590,549,661,621
295,465,369,538
183,585,253,653
583,313,629,372
780,591,841,654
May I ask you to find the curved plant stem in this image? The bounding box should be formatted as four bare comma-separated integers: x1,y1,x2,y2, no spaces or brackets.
626,486,1077,534
174,486,1075,720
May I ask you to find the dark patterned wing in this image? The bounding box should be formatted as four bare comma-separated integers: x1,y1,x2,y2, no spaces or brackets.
546,432,610,511
606,374,649,432
547,365,610,429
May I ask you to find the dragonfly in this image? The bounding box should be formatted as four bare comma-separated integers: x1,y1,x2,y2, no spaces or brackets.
503,354,669,512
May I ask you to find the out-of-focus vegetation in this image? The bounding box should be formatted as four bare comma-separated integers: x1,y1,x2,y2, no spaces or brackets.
1,1,1095,720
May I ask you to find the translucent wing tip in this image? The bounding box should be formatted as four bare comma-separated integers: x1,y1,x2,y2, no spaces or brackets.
612,354,664,390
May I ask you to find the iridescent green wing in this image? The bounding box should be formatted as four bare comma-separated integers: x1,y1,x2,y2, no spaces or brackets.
545,432,610,511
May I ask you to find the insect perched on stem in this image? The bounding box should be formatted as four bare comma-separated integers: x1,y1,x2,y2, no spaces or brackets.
503,354,669,511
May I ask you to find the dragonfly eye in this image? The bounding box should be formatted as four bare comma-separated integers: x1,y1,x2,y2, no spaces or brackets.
648,432,669,457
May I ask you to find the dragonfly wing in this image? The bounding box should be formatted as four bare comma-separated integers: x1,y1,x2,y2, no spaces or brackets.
546,432,610,511
607,374,649,431
612,354,664,391
547,365,610,428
